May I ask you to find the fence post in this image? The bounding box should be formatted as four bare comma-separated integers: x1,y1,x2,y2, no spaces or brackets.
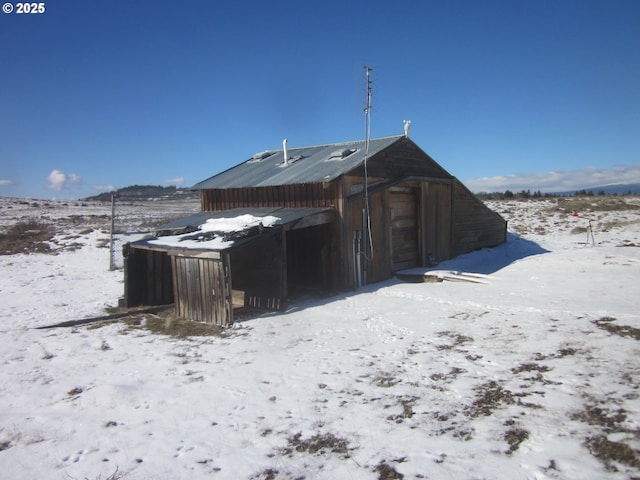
109,193,116,271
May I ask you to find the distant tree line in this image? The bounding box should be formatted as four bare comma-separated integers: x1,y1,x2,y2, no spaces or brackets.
475,189,637,200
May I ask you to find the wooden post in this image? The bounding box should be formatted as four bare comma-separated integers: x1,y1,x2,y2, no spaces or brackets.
109,193,116,271
223,253,234,324
280,230,288,309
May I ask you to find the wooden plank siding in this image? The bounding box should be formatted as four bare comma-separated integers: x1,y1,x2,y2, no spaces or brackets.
371,188,391,283
422,182,453,263
363,141,451,180
389,186,420,271
122,136,508,327
170,254,233,326
202,181,347,292
343,181,427,285
451,179,507,256
342,193,360,289
195,176,504,296
201,183,340,211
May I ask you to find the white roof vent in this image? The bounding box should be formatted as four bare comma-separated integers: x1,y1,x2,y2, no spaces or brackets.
253,151,273,160
328,148,357,161
248,151,274,163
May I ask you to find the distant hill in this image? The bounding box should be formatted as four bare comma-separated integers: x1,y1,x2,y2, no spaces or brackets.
84,185,199,202
552,183,640,196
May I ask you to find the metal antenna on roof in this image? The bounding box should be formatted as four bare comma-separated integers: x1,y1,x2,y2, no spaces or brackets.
364,67,372,153
362,66,374,272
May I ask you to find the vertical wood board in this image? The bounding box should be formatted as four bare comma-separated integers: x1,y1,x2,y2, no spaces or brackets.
390,186,419,271
171,255,232,326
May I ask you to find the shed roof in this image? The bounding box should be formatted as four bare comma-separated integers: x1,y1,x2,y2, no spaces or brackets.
130,207,336,254
191,136,404,190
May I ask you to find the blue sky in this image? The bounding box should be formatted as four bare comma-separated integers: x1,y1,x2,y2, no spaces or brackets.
1,0,639,199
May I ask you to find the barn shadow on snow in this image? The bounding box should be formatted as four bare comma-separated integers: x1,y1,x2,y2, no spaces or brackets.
237,232,550,322
408,232,550,275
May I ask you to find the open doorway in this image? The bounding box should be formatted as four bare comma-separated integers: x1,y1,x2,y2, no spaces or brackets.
286,223,335,298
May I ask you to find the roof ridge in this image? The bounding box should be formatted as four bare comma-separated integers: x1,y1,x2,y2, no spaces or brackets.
275,134,404,151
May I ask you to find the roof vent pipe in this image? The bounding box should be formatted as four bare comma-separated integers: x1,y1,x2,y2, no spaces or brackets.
403,120,411,138
283,138,288,165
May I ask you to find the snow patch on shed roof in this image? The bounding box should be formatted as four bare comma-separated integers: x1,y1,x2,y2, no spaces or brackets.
148,214,279,251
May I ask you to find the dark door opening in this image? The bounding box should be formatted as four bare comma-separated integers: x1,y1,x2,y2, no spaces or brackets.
286,223,334,298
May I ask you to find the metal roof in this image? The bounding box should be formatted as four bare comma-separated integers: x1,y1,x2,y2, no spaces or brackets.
191,136,404,190
156,207,335,233
128,207,337,254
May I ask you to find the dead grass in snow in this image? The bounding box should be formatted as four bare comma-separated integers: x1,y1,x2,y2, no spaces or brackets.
586,435,640,472
122,314,229,338
0,220,55,255
593,316,640,341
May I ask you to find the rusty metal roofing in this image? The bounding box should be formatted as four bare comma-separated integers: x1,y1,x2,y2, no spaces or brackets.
128,207,337,253
155,207,335,234
191,135,404,189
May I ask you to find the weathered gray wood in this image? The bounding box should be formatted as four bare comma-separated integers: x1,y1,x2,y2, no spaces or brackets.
171,255,233,326
123,136,506,314
291,210,336,230
390,186,419,271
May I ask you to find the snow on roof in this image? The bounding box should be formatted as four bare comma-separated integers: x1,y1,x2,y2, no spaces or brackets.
131,207,335,253
199,214,279,233
148,214,279,251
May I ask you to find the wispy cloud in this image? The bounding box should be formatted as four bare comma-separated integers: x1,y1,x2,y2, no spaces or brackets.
47,170,81,191
0,179,15,186
464,165,640,193
165,177,185,186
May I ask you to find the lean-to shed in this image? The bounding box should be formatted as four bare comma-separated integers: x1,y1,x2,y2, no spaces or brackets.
124,135,506,325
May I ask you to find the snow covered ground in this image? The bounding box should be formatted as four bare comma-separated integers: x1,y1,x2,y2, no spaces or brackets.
0,196,639,480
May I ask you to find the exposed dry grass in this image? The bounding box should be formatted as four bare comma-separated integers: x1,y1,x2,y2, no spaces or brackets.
571,404,628,432
121,312,229,338
593,316,640,341
571,400,640,472
504,426,530,455
547,196,640,214
374,460,405,479
0,220,54,255
586,435,640,471
75,306,233,338
282,432,351,458
465,380,514,418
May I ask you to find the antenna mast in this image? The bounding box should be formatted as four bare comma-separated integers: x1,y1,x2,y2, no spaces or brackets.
363,66,374,273
365,67,372,152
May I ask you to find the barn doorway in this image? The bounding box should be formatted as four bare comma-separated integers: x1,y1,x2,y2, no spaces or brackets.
286,222,334,298
390,186,420,271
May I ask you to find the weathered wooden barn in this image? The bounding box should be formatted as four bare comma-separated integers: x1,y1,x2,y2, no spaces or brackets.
124,134,506,325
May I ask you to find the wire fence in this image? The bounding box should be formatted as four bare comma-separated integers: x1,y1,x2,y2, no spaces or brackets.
108,194,200,270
